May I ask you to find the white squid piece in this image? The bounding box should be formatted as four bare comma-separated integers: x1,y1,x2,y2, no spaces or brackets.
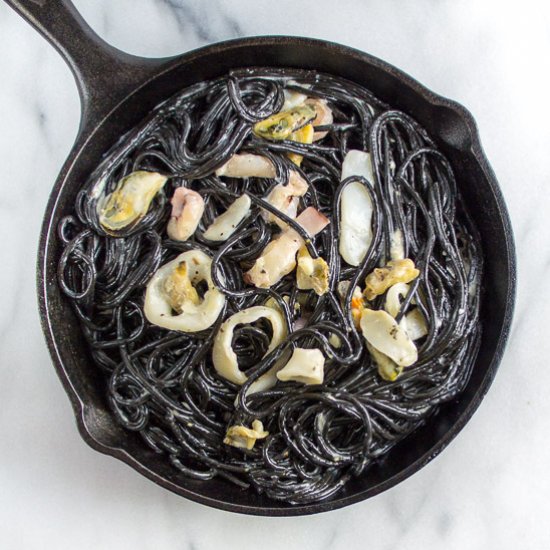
276,348,325,385
144,250,225,332
98,171,167,233
338,150,376,266
203,195,251,242
245,206,329,289
215,153,276,178
262,171,309,228
384,282,428,340
166,187,205,241
359,308,418,368
212,305,287,385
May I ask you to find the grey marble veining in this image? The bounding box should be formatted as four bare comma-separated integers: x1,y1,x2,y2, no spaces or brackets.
1,0,549,548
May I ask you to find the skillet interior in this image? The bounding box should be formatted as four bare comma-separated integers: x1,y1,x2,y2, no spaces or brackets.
38,37,515,515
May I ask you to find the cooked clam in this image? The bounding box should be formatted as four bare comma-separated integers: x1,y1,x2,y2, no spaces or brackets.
359,308,418,367
296,246,329,296
224,420,269,450
98,170,167,232
364,259,420,301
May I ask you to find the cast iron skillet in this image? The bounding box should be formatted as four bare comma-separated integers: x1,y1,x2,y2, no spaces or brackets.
7,0,516,516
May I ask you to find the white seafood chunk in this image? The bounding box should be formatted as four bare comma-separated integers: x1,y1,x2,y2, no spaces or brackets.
98,171,167,232
203,194,251,242
167,187,205,241
144,250,225,333
245,207,329,288
212,306,286,385
338,150,375,266
359,308,418,367
405,308,429,341
215,153,276,178
276,348,325,385
384,282,411,318
224,420,268,450
384,282,428,342
262,171,309,228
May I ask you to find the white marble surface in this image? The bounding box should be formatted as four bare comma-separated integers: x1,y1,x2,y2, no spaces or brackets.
0,0,548,548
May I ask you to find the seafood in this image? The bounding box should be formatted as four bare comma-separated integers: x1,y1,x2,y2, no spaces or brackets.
224,420,268,450
296,246,329,296
98,170,167,232
245,207,329,288
276,348,325,385
203,194,251,242
305,98,333,141
212,306,287,385
364,259,420,301
215,153,276,178
144,250,225,332
360,308,418,367
338,150,375,266
166,187,205,241
253,104,316,140
262,171,309,228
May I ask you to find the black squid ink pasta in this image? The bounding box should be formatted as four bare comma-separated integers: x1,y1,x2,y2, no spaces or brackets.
57,68,482,504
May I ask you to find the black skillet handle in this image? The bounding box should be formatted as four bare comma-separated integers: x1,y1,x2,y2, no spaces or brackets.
4,0,170,131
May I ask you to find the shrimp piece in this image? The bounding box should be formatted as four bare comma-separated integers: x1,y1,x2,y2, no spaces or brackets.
262,171,309,228
215,153,276,178
245,206,329,288
166,187,205,241
305,98,333,141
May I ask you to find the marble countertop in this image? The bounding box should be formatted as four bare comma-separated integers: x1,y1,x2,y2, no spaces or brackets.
1,0,548,548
